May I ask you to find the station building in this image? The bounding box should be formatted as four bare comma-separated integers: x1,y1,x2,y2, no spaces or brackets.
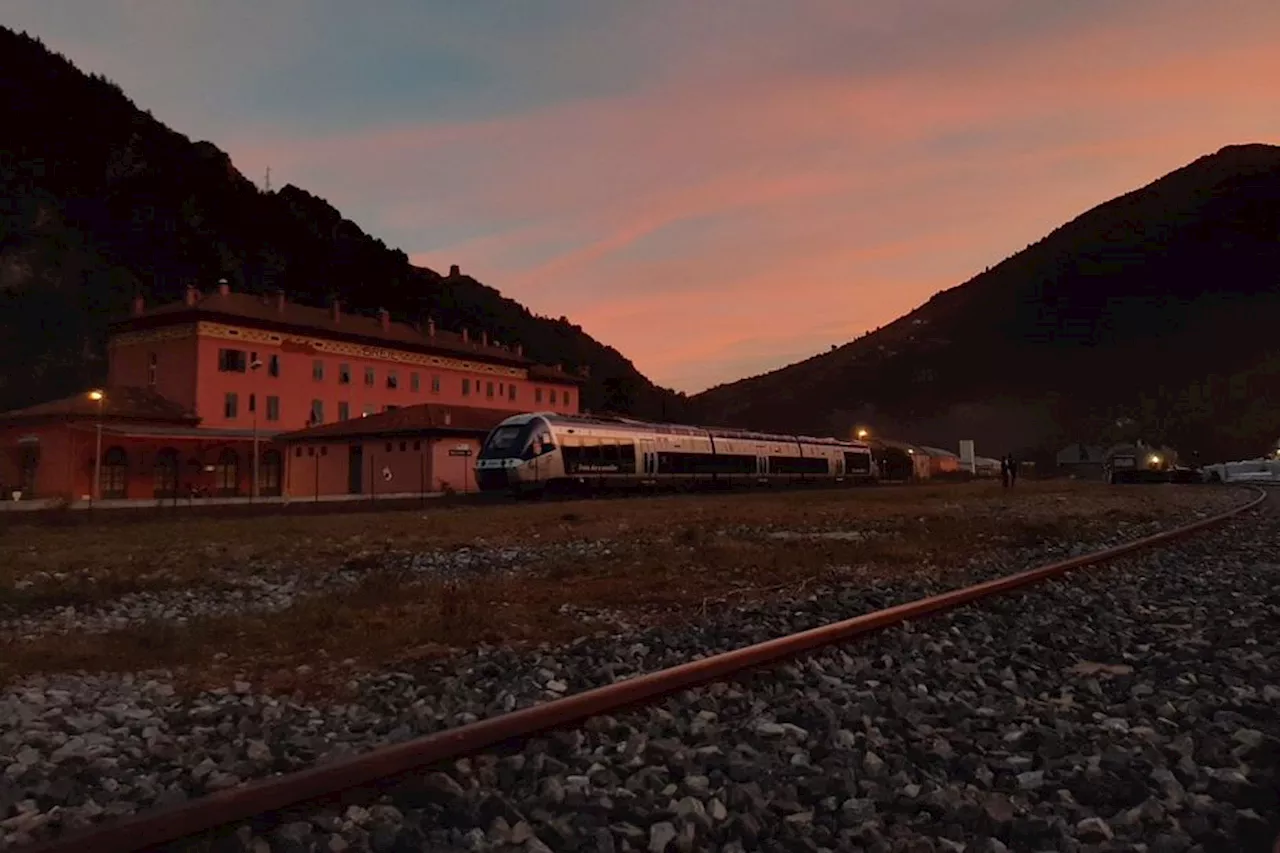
0,282,582,503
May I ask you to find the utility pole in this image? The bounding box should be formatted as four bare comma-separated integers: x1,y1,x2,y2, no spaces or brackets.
88,390,105,504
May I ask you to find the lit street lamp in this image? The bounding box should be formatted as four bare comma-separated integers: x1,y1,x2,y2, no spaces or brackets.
87,390,105,504
250,357,263,499
856,428,870,440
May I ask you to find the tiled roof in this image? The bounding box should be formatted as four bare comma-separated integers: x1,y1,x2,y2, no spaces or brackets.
0,386,199,424
114,288,585,384
274,403,514,442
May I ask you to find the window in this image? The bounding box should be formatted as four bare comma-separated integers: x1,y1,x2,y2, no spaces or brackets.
295,447,303,458
339,363,351,384
338,402,350,421
224,392,238,419
153,448,179,499
410,372,420,392
362,404,375,417
213,448,239,496
385,404,400,412
550,389,558,405
266,396,280,422
312,360,325,381
535,388,543,404
385,442,393,452
399,441,407,452
147,352,157,387
486,381,494,399
101,446,128,499
509,384,516,402
218,348,247,373
564,391,572,409
364,367,375,387
498,383,504,396
463,378,472,396
310,399,324,425
431,375,440,393
387,370,399,390
249,393,257,414
259,450,282,496
268,354,280,377
413,440,421,451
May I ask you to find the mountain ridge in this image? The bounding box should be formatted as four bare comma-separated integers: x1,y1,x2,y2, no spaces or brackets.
690,142,1280,463
0,27,688,419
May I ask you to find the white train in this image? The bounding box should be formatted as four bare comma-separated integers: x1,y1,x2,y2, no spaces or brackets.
474,412,878,495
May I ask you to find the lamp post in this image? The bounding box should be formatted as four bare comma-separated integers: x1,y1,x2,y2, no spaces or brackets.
856,428,870,441
88,390,105,504
250,357,263,500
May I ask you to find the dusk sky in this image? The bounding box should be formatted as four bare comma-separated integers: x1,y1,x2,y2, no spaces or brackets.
6,1,1280,393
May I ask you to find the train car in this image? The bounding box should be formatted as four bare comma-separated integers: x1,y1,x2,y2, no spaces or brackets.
474,412,877,495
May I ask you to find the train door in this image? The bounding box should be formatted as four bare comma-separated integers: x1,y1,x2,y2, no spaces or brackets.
640,438,656,480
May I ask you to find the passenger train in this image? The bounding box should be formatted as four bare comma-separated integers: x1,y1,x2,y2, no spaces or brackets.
474,412,879,495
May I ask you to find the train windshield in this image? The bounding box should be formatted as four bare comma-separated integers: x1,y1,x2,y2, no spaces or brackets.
479,423,533,459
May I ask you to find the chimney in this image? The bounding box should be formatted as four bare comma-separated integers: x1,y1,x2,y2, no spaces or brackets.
461,328,469,344
378,308,391,331
449,264,461,278
217,279,230,297
275,289,286,313
184,285,199,306
131,294,145,316
427,318,436,337
515,343,524,357
330,298,342,322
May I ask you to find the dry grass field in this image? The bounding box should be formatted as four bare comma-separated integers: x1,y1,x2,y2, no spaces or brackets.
0,481,1252,695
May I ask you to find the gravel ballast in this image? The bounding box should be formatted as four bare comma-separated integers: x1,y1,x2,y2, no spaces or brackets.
1,488,1275,851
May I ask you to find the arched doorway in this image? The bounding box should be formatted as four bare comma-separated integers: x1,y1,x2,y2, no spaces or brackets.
101,446,128,499
154,447,180,498
213,448,240,497
259,449,282,497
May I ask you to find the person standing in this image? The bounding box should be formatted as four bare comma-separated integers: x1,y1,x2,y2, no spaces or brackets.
1000,455,1010,488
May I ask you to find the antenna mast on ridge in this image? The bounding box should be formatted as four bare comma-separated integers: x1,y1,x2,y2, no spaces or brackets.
264,167,272,193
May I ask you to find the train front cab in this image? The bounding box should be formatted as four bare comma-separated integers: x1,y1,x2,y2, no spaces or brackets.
474,416,558,494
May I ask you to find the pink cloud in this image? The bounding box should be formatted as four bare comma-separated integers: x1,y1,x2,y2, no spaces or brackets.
218,3,1280,392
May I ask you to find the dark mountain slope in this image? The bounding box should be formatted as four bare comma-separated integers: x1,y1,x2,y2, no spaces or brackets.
691,144,1280,462
0,27,687,419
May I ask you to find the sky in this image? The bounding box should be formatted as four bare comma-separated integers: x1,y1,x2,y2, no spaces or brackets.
6,1,1280,393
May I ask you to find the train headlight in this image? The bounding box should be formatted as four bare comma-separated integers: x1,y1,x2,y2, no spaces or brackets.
1147,454,1161,467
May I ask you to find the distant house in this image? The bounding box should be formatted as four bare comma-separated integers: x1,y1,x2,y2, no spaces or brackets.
918,446,962,477
1056,443,1106,479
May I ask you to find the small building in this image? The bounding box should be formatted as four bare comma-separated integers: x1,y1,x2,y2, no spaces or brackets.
917,446,962,477
1056,443,1107,479
0,282,582,504
0,386,266,501
973,456,1003,478
274,403,515,497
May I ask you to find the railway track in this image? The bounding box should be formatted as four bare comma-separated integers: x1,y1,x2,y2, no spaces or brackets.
11,486,1272,853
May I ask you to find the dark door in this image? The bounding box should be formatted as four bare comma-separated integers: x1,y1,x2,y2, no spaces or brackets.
348,445,364,494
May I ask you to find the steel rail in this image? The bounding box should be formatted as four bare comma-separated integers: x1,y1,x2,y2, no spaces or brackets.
19,486,1267,853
